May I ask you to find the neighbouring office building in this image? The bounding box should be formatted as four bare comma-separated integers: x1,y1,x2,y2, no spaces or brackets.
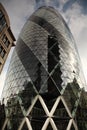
0,3,15,73
1,6,87,130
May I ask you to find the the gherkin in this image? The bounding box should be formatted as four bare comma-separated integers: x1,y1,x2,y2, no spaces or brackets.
1,6,87,130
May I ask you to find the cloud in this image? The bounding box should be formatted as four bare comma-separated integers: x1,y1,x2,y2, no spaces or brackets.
62,2,83,37
62,2,87,56
2,0,35,38
46,0,60,8
35,0,46,9
78,0,87,14
63,0,77,12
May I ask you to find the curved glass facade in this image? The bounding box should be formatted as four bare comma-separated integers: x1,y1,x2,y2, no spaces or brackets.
1,6,86,130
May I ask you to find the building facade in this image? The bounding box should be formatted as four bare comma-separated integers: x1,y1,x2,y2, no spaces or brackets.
1,6,87,130
0,3,15,73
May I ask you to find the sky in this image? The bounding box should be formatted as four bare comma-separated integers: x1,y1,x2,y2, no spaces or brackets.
0,0,87,97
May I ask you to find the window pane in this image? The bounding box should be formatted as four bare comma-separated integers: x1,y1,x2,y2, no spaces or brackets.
0,16,6,32
2,35,10,47
0,11,3,19
0,49,6,58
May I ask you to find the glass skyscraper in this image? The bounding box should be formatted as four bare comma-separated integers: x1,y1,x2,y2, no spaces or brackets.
1,6,87,130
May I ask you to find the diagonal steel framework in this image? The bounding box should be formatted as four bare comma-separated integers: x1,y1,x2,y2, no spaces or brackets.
2,94,78,130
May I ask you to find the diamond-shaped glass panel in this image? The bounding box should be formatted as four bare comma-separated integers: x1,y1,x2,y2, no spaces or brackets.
21,122,29,130
48,52,58,73
51,44,60,61
51,65,62,91
34,63,48,93
40,77,61,111
28,99,46,130
53,99,70,119
30,119,45,130
5,96,24,118
29,99,46,118
18,81,37,111
40,76,60,100
46,123,53,130
41,94,57,111
48,77,60,98
54,119,69,130
70,124,76,130
6,118,22,130
48,35,57,49
63,83,78,113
